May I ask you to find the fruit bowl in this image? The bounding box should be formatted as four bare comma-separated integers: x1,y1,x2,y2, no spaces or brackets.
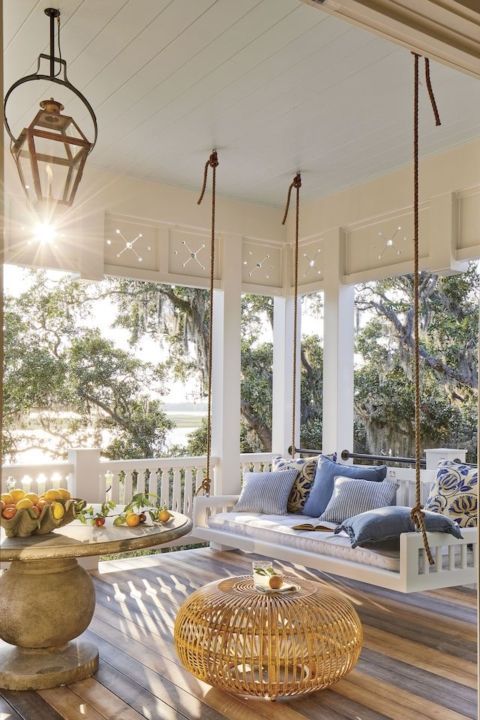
0,490,86,538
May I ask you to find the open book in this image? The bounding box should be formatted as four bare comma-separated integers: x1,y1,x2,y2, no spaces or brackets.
291,523,334,532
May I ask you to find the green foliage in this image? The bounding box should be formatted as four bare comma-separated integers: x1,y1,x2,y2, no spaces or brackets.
3,272,172,461
4,262,478,466
355,265,479,461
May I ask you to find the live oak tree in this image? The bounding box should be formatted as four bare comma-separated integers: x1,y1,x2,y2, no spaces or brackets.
3,272,172,461
354,265,479,460
4,264,478,462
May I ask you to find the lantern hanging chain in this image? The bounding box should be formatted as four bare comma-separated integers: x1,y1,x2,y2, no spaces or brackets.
282,173,302,459
195,150,219,496
411,53,441,566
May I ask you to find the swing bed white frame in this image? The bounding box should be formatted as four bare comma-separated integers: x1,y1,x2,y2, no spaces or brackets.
193,466,478,594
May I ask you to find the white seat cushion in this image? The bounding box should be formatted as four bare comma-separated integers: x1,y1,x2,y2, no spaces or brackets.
208,512,400,572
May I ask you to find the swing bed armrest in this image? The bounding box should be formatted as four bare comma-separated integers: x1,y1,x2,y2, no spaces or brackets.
193,495,239,529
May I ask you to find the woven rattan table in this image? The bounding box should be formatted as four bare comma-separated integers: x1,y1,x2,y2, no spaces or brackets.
174,574,362,699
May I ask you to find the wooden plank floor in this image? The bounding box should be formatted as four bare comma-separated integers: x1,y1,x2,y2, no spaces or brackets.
1,547,477,720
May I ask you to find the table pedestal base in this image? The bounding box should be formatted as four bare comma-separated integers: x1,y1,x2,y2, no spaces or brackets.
0,639,99,690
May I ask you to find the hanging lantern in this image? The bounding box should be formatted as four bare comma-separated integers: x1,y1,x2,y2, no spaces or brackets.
4,8,97,211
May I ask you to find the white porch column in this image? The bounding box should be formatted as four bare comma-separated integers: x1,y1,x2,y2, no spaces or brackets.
67,448,103,503
211,233,242,495
322,228,355,456
272,295,301,456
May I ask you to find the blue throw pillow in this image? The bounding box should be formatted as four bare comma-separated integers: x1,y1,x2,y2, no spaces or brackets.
302,456,387,517
234,469,298,514
335,506,463,548
320,477,398,523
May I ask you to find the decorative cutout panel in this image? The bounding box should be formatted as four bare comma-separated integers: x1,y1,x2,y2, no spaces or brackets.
299,237,324,284
105,216,158,271
344,208,429,277
242,241,282,287
169,228,219,280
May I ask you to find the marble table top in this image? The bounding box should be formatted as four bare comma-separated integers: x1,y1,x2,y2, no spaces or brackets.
0,509,192,561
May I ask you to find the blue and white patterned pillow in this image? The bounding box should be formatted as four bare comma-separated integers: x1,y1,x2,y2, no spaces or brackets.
425,460,477,527
319,477,398,524
234,469,299,514
272,455,319,513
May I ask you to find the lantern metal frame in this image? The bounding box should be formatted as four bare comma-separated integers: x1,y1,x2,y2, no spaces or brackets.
3,8,98,207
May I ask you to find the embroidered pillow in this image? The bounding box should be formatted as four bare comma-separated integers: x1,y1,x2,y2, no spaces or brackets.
425,460,478,527
272,455,319,513
303,456,387,517
335,506,463,548
319,477,398,524
234,469,298,514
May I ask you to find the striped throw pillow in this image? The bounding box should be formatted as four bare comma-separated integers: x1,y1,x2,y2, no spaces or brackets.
234,469,299,514
319,477,398,524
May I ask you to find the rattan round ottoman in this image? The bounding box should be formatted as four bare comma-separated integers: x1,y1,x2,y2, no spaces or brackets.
174,575,363,699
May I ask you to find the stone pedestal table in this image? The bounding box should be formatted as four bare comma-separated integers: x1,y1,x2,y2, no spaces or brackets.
0,510,192,690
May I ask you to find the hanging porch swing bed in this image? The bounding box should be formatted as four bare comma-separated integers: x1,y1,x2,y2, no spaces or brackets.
191,54,478,594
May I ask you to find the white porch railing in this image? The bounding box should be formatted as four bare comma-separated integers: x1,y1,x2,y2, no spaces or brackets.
101,455,218,518
1,447,464,537
240,452,275,473
2,462,74,494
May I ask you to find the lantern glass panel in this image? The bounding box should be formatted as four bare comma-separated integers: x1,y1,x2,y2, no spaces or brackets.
11,101,90,209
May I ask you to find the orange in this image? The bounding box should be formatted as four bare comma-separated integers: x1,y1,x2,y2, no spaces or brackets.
1,493,13,505
157,509,171,523
126,513,140,527
10,489,25,503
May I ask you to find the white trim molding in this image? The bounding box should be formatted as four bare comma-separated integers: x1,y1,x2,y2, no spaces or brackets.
302,0,480,78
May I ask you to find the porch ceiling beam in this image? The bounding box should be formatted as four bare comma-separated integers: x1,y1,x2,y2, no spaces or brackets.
302,0,480,78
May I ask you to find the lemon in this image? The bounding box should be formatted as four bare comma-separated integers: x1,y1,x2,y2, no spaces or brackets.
16,498,34,510
10,489,26,503
24,492,39,504
44,489,62,502
51,501,65,520
57,488,71,501
1,493,14,505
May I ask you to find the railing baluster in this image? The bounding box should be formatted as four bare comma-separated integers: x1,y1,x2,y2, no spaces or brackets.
172,468,181,513
195,467,204,492
110,473,120,504
422,550,430,575
448,545,455,571
161,468,170,508
461,544,468,569
124,471,133,504
136,469,146,496
183,468,193,516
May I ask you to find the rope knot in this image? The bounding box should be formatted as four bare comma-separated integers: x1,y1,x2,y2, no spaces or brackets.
410,503,435,566
195,476,211,497
208,150,219,168
410,503,424,524
282,172,302,225
197,149,219,205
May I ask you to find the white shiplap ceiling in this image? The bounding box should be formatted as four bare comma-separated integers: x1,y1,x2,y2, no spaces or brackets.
4,0,480,206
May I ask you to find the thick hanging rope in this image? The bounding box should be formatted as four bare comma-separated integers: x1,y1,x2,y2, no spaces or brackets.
195,150,218,496
411,54,441,565
282,173,302,459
